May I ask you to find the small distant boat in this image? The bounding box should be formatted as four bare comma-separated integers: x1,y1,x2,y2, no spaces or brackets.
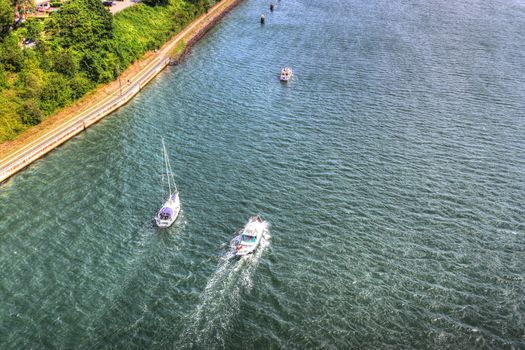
233,215,266,257
155,139,181,228
280,67,292,82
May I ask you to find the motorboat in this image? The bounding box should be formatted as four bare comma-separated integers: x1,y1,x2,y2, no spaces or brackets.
233,215,266,257
155,139,181,228
280,67,292,82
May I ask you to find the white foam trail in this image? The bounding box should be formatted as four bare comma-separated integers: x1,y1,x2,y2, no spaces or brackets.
178,226,271,348
240,229,271,291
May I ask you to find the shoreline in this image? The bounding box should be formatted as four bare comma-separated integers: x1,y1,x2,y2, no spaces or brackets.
0,0,242,185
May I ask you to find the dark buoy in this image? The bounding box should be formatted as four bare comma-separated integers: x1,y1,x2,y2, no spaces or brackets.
270,3,274,12
260,14,265,24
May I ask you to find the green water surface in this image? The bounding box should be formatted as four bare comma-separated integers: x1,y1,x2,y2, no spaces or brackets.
1,0,524,348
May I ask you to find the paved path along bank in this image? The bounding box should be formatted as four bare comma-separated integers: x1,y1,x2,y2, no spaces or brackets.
0,0,242,184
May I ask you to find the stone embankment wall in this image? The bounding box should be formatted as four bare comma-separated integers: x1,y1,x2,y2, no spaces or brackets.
171,0,243,65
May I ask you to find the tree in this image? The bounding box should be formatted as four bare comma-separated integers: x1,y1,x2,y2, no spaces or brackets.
80,48,117,83
52,49,80,77
0,33,24,71
40,72,73,113
0,0,12,39
34,36,54,71
25,17,44,41
15,63,44,99
53,0,112,51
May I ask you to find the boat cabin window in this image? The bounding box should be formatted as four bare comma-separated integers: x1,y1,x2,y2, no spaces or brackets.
241,234,256,243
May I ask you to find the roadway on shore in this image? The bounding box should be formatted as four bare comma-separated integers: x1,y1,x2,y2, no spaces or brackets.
110,0,140,15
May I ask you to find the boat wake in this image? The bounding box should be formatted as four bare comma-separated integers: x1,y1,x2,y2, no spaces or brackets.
177,228,271,348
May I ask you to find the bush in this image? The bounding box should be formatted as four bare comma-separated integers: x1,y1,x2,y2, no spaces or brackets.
0,64,7,89
69,72,93,99
21,99,43,125
40,72,73,114
0,92,25,141
0,33,25,72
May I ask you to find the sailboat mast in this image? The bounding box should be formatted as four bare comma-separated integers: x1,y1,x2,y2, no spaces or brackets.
166,152,178,193
162,139,172,197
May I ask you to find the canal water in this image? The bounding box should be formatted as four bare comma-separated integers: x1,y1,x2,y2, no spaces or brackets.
1,0,524,348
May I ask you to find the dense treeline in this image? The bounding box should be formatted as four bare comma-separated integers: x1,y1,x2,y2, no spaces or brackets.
0,0,212,142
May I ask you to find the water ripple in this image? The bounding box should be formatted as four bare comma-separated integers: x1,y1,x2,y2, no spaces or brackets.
1,0,525,348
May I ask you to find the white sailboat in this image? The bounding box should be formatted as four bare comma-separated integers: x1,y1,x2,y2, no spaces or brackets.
155,139,180,228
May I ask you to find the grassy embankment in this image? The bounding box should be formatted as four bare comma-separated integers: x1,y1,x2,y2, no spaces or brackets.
0,0,210,142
